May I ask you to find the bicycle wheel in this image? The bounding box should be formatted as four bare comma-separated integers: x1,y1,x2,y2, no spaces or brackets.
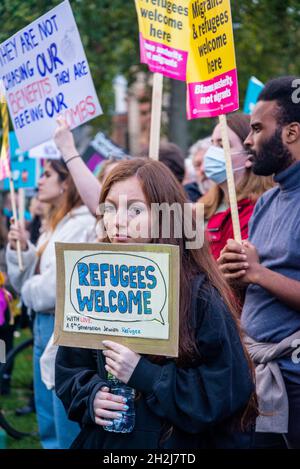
0,338,38,439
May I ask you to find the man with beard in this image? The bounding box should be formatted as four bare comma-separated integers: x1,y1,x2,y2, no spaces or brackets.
218,76,300,449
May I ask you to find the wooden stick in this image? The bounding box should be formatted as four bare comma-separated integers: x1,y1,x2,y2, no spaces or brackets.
219,114,242,244
149,73,163,160
18,187,25,228
9,178,24,272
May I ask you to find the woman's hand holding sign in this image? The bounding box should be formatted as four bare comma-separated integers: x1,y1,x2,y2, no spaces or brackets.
54,116,78,161
102,340,141,384
54,116,102,216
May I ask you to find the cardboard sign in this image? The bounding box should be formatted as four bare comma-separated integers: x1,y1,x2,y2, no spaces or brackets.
135,0,189,81
54,242,180,357
243,76,264,115
0,0,102,151
187,0,239,119
3,131,39,189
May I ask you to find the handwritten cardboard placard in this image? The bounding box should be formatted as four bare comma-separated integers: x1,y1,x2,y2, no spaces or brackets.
54,242,180,357
0,0,102,151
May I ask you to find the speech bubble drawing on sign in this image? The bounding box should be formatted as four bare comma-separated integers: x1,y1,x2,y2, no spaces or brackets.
69,252,167,326
54,242,180,357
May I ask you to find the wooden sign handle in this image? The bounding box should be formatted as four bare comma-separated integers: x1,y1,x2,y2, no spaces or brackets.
9,178,24,272
219,114,242,244
149,73,163,160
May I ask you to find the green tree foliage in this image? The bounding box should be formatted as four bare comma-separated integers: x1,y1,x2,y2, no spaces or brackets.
232,0,300,100
188,0,300,145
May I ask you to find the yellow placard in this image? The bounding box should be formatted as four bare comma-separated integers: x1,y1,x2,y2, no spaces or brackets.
186,0,239,119
0,81,11,180
135,0,189,49
187,0,236,82
135,0,190,81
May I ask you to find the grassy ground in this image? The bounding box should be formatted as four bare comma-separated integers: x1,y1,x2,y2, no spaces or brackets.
1,328,41,449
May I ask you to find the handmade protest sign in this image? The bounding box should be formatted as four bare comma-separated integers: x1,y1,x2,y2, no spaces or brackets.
0,0,102,151
135,0,189,81
54,243,180,357
187,0,238,119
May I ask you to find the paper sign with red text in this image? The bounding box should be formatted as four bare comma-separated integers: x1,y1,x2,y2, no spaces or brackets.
0,0,102,151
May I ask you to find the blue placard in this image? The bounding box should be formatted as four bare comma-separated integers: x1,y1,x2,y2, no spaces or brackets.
243,77,264,115
9,130,28,161
3,132,39,189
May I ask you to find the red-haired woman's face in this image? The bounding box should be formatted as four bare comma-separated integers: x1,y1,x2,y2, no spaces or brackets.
102,176,152,244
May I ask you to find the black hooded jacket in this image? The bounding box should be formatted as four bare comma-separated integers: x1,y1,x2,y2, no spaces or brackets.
55,274,254,449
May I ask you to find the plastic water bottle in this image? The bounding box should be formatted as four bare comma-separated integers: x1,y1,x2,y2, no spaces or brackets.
103,374,135,433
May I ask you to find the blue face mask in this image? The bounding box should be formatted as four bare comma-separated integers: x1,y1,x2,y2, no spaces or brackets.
204,145,246,184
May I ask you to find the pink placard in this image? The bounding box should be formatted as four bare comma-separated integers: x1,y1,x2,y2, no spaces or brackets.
139,34,187,82
187,69,239,119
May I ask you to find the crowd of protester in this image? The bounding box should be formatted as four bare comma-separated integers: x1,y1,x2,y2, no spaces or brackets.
1,76,300,449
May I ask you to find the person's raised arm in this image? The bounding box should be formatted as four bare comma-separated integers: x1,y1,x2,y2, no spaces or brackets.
54,117,101,216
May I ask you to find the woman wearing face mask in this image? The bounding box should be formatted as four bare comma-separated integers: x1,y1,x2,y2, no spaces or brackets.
6,160,96,449
199,113,274,260
53,155,258,449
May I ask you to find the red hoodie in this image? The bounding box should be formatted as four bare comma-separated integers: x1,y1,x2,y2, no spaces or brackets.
206,198,255,260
